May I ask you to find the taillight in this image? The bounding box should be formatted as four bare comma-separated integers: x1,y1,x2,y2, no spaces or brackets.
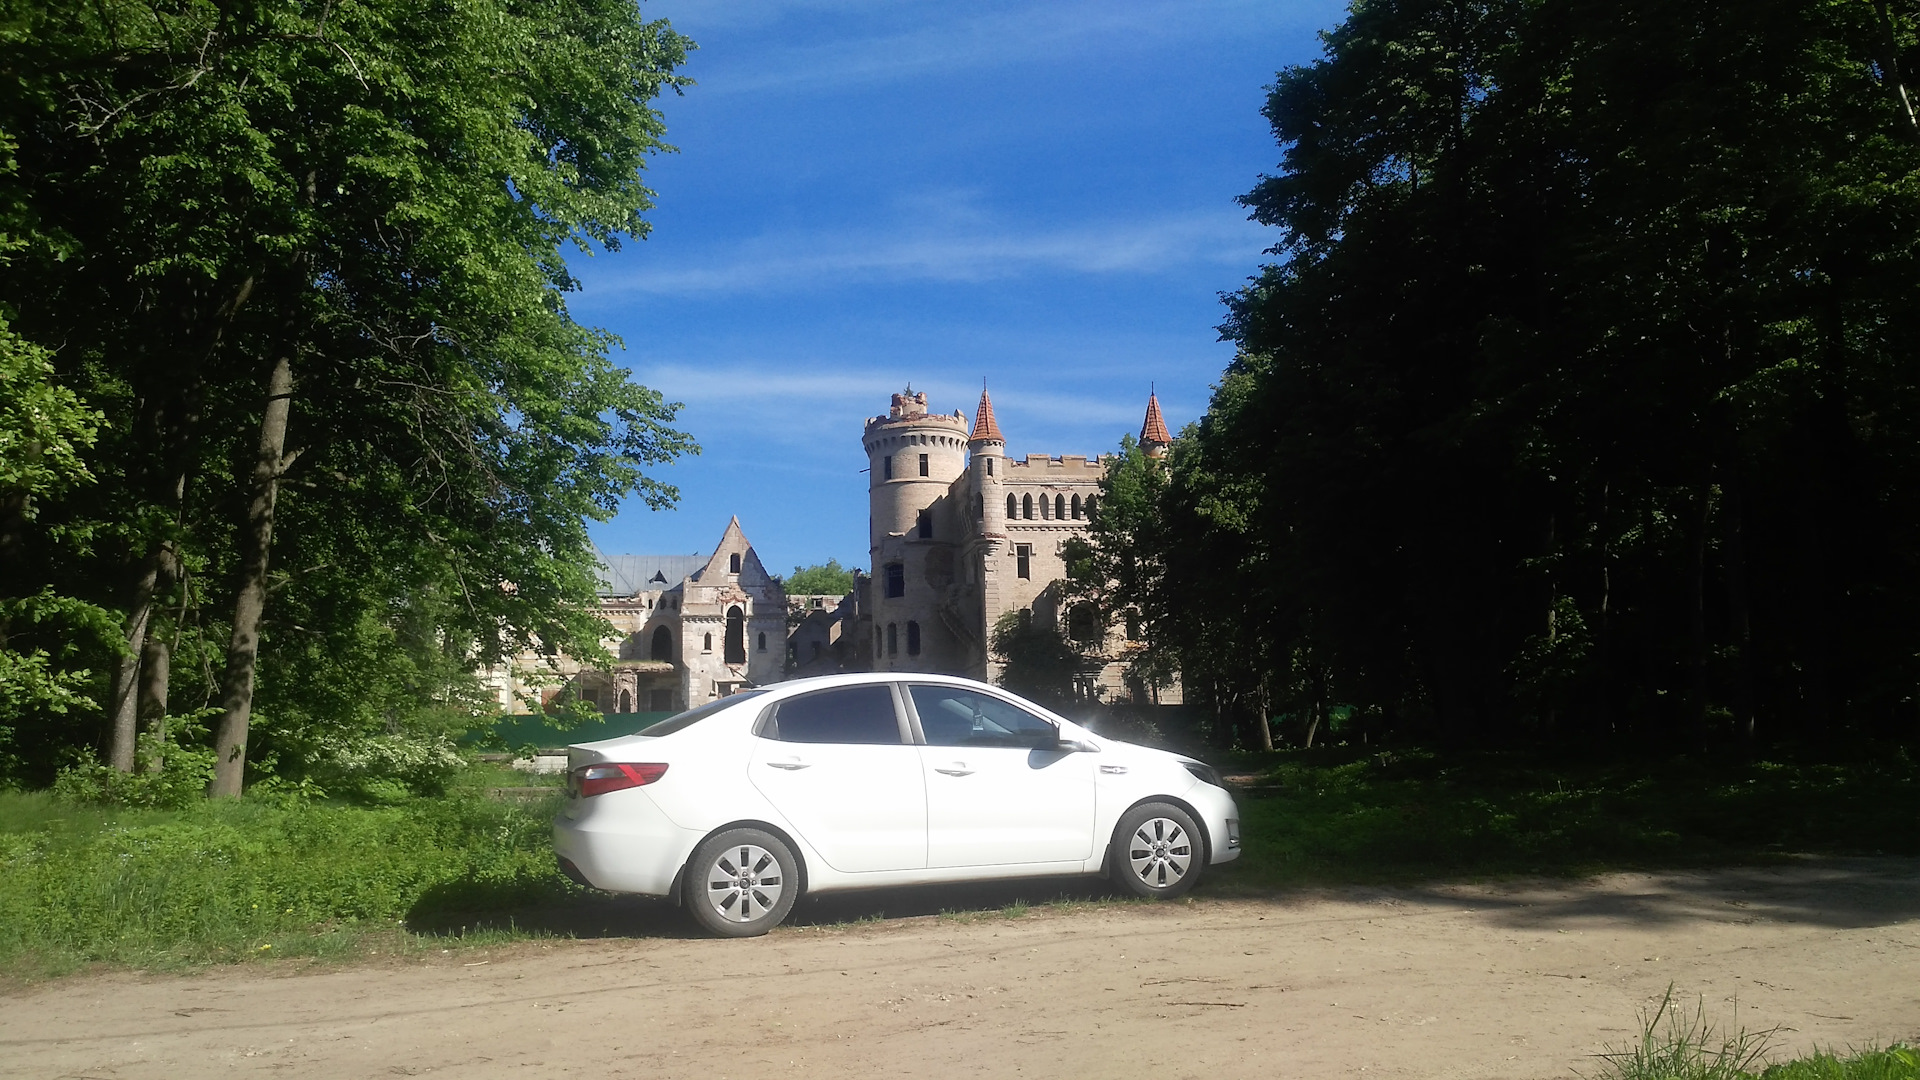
571,762,668,797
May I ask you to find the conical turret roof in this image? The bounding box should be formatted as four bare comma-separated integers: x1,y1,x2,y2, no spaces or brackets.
970,387,1004,443
1140,393,1172,447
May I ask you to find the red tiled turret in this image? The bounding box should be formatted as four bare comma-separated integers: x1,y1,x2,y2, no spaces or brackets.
1140,393,1172,456
970,387,1005,444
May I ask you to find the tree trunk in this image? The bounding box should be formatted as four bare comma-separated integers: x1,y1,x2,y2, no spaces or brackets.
1723,470,1756,752
1255,676,1274,752
1871,0,1920,140
107,554,163,772
1304,698,1320,749
1684,483,1713,755
140,637,171,772
209,354,297,798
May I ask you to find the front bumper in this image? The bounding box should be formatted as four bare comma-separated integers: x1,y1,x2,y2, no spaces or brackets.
1185,780,1243,864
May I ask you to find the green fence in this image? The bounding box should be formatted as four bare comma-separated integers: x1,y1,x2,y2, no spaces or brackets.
470,712,678,753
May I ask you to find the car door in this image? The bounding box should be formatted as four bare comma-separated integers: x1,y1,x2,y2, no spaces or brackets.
747,683,927,873
906,683,1096,868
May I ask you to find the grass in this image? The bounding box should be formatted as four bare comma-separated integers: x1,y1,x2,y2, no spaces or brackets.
1200,743,1920,894
0,767,577,981
1589,986,1919,1080
4,743,1917,980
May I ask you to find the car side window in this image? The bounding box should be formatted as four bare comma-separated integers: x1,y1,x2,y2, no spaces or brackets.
908,685,1056,749
764,685,903,744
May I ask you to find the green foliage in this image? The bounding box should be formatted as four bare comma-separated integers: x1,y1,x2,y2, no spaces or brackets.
989,607,1089,711
0,786,569,972
0,0,698,788
1211,745,1920,891
782,559,857,597
1592,987,1919,1080
1145,0,1920,748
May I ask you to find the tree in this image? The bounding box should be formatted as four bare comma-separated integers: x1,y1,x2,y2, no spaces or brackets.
0,0,697,792
1171,0,1920,749
783,559,858,597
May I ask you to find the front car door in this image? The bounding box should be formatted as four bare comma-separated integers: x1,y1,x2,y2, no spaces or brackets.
747,683,927,873
906,683,1096,868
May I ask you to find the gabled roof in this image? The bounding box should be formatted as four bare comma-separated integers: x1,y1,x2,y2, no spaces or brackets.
1140,393,1172,446
970,387,1004,443
592,546,707,597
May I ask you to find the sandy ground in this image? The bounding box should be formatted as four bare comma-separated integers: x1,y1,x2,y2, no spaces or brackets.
4,858,1917,1080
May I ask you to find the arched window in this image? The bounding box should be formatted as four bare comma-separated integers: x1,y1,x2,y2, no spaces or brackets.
650,625,673,661
1068,603,1100,643
1071,494,1083,519
757,631,767,652
907,621,921,655
619,690,632,713
1007,493,1018,519
729,552,742,574
886,623,898,656
875,627,883,658
976,493,984,520
1022,494,1034,519
1085,496,1097,520
703,632,712,652
724,606,746,664
1054,494,1065,519
1040,494,1050,519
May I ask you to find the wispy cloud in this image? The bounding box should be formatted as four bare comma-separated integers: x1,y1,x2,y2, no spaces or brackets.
583,208,1265,298
662,0,1341,95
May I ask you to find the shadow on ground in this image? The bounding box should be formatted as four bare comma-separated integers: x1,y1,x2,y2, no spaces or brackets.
404,874,1130,941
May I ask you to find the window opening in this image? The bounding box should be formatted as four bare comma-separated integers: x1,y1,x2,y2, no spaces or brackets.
907,621,921,655
883,455,893,480
650,625,673,661
1007,493,1018,519
985,457,994,476
917,510,933,539
1016,544,1031,579
729,552,741,574
1071,494,1083,519
619,690,632,713
1054,494,1065,519
887,623,898,656
918,453,929,476
885,562,905,598
724,606,747,664
702,632,712,652
757,631,767,652
1022,494,1033,519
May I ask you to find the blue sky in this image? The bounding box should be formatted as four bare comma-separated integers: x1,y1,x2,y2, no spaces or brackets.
576,0,1346,574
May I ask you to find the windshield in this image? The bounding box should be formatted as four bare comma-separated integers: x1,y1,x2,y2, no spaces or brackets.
635,690,768,738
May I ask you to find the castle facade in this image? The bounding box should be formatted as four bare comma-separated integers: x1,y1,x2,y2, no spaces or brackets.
857,386,1174,701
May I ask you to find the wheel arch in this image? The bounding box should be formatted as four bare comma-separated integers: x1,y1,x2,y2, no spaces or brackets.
679,819,812,905
1112,794,1213,868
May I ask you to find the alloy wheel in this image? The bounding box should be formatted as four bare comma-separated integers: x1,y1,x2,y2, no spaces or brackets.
706,843,785,923
1127,817,1192,888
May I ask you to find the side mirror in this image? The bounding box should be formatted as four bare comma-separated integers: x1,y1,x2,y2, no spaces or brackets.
1054,736,1098,753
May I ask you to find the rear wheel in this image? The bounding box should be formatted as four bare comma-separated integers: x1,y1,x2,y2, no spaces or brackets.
1110,802,1204,899
685,827,799,938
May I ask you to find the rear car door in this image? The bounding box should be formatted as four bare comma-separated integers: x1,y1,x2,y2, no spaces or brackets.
906,683,1096,868
747,683,927,873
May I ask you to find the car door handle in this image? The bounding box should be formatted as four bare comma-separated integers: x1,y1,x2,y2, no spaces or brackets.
1099,764,1128,775
766,759,810,771
934,764,974,776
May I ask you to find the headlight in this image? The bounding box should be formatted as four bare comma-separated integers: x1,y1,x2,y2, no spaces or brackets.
1181,760,1223,788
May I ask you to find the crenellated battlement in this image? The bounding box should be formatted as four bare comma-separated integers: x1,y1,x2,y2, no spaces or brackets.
1006,453,1108,475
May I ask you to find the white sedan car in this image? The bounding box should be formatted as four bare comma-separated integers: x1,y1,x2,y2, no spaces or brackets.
553,672,1241,936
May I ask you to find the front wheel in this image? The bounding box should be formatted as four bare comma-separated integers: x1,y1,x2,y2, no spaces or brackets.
1110,802,1204,899
685,827,800,938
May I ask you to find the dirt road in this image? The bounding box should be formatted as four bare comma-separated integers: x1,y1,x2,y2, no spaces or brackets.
5,858,1917,1080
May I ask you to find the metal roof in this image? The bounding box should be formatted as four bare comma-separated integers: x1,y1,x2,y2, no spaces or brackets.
592,548,707,596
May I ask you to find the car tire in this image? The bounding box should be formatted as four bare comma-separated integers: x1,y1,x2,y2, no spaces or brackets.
684,827,801,938
1110,802,1204,899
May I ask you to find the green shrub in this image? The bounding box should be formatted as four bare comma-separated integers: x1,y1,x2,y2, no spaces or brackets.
0,788,571,972
1591,987,1919,1080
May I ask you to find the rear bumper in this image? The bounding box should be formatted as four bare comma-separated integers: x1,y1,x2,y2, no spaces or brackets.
552,790,704,897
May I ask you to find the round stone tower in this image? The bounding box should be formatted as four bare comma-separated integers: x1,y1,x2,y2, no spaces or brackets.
863,388,969,670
